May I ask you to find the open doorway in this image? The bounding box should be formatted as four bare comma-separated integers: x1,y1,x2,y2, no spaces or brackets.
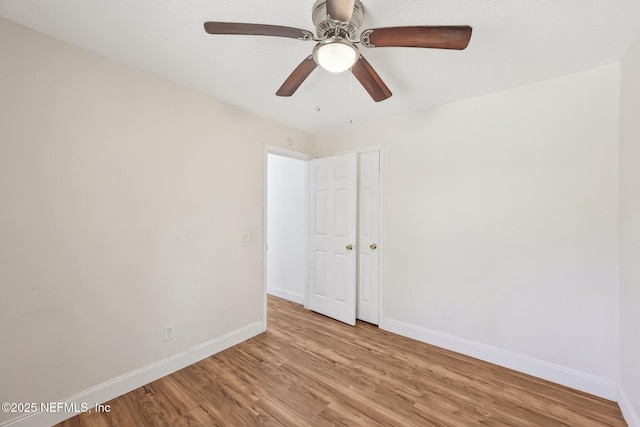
266,153,307,304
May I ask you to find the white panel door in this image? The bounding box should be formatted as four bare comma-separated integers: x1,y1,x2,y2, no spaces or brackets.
357,151,380,324
308,153,358,325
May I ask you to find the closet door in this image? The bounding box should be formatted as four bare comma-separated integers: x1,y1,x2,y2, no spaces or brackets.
357,151,380,324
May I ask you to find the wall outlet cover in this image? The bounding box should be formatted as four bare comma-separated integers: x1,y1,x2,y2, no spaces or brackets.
163,324,174,341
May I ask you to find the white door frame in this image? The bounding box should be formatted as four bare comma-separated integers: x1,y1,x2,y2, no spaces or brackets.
263,144,311,331
263,145,384,330
333,146,385,326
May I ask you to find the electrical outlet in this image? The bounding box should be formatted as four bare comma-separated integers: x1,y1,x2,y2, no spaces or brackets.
163,324,174,341
441,305,451,320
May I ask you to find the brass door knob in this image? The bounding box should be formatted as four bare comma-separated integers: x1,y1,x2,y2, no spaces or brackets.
346,244,354,251
370,243,377,250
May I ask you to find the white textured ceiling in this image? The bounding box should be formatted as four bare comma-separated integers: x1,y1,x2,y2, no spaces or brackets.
1,0,640,134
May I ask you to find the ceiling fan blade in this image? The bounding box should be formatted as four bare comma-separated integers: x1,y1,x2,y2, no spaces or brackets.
362,26,472,50
276,56,318,97
351,55,392,102
204,22,313,40
326,0,355,22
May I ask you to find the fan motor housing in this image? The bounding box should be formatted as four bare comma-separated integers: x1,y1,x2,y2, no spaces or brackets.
312,0,364,41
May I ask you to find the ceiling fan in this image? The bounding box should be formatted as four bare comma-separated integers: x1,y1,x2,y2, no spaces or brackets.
204,0,472,102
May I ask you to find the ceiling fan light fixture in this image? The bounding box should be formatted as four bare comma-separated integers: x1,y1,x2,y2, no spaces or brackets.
312,37,359,73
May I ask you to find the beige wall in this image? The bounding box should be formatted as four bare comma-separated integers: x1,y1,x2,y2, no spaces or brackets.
0,18,313,424
620,32,640,426
316,64,621,393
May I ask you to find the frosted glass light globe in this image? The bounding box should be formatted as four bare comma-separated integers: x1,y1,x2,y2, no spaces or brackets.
313,38,359,73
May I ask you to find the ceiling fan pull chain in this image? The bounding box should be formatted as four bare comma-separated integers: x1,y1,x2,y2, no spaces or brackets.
315,68,321,112
348,70,353,124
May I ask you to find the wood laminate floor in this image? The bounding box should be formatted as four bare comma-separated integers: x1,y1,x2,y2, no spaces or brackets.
57,296,626,426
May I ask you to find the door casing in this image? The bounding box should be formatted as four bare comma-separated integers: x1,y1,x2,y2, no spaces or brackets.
263,145,384,329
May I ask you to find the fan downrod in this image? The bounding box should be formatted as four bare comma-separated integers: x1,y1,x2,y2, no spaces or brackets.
312,0,364,42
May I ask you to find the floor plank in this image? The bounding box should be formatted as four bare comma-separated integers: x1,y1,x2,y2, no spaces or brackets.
56,296,626,426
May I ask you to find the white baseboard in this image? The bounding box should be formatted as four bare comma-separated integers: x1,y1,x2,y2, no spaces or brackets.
1,321,264,427
619,387,640,427
267,287,305,305
379,317,618,401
